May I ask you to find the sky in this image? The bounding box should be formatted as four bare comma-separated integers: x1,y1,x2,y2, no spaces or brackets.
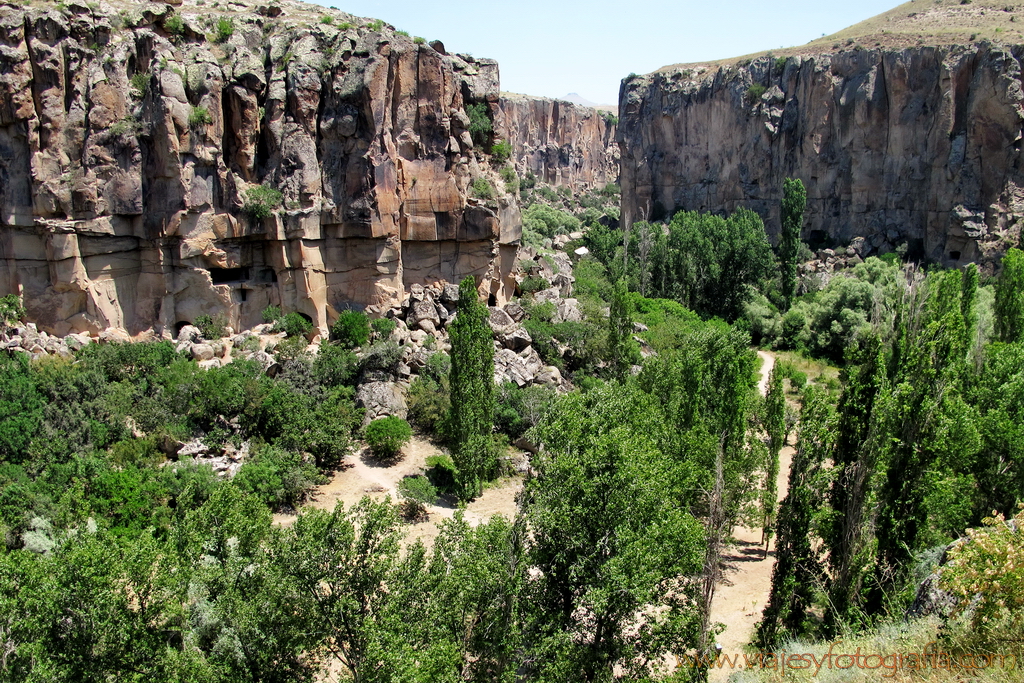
310,0,904,105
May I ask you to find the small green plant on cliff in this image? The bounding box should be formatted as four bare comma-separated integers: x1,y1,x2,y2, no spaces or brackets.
338,21,352,30
129,72,149,98
214,18,234,42
109,115,142,139
367,19,384,31
490,139,512,164
471,177,495,200
164,14,185,37
466,103,492,146
242,186,283,220
600,110,618,126
396,30,409,37
500,165,519,195
319,15,333,24
188,106,212,128
745,83,767,105
414,36,425,44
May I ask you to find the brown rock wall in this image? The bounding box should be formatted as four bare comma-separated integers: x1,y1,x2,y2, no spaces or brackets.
618,45,1024,266
0,1,520,336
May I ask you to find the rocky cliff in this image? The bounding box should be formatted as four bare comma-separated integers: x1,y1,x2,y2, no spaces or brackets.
0,0,522,337
497,94,618,190
619,44,1024,266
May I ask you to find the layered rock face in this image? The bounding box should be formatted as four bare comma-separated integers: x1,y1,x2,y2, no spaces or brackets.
0,0,521,337
619,44,1024,266
497,94,618,190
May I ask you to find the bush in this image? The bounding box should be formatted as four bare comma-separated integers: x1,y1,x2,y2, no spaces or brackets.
371,317,396,340
520,276,550,295
491,139,512,163
466,102,492,146
274,312,313,338
164,14,185,36
367,19,384,31
242,186,284,221
109,116,142,139
312,344,358,388
523,203,580,238
233,445,322,511
425,453,457,494
0,294,25,330
331,310,370,348
188,106,212,128
408,373,449,435
129,72,149,98
319,14,333,24
193,313,227,340
364,416,412,458
214,18,233,42
500,165,519,195
471,177,495,200
261,305,282,324
398,474,437,506
745,83,767,105
413,36,425,44
359,340,402,374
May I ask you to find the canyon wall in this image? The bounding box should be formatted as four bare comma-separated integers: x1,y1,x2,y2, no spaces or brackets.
0,0,521,337
497,94,618,190
619,44,1024,266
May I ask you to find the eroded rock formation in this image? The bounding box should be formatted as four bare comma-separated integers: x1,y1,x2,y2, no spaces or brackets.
619,44,1024,266
0,0,521,337
498,94,618,190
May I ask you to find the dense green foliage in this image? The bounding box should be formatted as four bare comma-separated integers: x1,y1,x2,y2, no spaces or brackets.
242,185,283,220
364,416,412,459
331,310,371,348
466,102,492,146
447,277,495,499
994,246,1024,342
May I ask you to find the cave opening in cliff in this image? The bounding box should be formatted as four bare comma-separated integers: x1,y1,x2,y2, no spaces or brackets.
174,321,191,337
209,267,250,284
949,250,962,261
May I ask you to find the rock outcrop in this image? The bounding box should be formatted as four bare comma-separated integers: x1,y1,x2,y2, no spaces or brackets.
498,94,618,190
619,44,1024,267
0,0,521,337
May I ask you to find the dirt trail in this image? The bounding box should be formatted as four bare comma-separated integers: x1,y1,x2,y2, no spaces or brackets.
273,436,522,548
707,350,794,681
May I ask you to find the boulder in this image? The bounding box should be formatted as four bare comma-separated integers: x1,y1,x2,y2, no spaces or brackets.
499,325,532,351
356,381,409,422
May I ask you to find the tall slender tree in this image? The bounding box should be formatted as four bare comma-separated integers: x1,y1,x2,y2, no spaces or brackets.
447,276,495,500
779,178,806,309
761,364,785,553
608,278,639,381
994,247,1024,343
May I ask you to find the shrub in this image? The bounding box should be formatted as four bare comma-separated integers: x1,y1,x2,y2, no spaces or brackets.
523,203,581,238
364,416,412,458
331,310,370,348
471,177,495,200
261,305,282,324
319,15,333,24
164,14,185,36
600,110,618,126
425,453,457,494
242,185,283,220
395,30,409,36
188,106,212,128
359,340,402,374
413,36,425,44
272,334,308,361
367,19,384,31
491,139,512,163
312,344,358,387
274,312,313,338
408,371,449,435
214,17,233,42
745,83,767,105
0,295,24,330
398,474,437,506
500,165,519,195
370,317,396,340
129,72,149,98
520,276,550,295
193,313,227,340
233,445,322,511
338,21,352,30
465,102,491,146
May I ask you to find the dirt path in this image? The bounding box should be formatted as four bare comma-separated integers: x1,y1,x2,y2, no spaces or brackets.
273,436,523,548
707,350,793,680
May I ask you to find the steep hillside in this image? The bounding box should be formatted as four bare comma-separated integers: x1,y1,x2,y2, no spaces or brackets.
0,0,522,336
620,2,1024,267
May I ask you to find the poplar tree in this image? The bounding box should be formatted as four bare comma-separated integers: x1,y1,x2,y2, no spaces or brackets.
994,247,1024,343
761,364,785,552
447,276,495,500
779,178,806,309
608,278,639,381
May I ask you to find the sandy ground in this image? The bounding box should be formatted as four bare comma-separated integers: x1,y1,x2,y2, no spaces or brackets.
273,436,523,548
706,350,794,681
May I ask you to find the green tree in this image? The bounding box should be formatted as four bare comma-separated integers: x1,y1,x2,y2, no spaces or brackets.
779,178,806,309
447,277,495,499
0,294,25,331
994,247,1024,343
756,386,832,649
607,278,639,381
525,385,704,681
760,364,785,549
331,310,371,348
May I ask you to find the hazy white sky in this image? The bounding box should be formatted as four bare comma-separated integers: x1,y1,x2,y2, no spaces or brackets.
311,0,902,104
